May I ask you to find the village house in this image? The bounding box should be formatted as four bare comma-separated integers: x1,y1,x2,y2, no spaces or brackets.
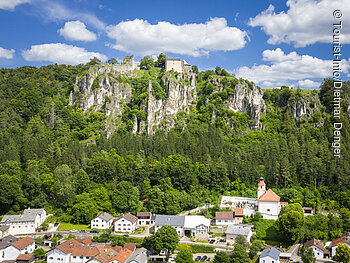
154,215,210,238
225,224,253,244
114,213,138,233
0,208,46,235
165,58,191,73
302,207,315,216
0,236,35,262
136,212,154,226
47,238,148,263
91,212,114,230
215,208,244,225
304,238,329,259
331,232,350,257
259,247,280,263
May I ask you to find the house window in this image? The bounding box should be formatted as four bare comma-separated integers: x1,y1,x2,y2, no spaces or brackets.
73,256,76,259
272,261,274,263
80,256,83,259
267,209,270,212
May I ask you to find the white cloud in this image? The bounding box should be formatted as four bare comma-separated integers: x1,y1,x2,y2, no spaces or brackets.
22,43,107,65
106,18,248,57
0,47,15,59
58,21,97,41
236,48,350,88
298,79,321,88
0,0,31,10
248,0,350,47
32,0,105,30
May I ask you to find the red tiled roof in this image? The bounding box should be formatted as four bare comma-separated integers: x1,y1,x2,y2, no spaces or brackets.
115,213,137,224
332,236,350,247
123,243,136,252
56,239,82,254
215,212,234,220
71,246,99,257
104,245,122,253
258,189,280,202
109,249,132,263
304,238,325,251
77,237,92,245
234,208,244,217
16,254,34,261
136,212,151,217
12,237,35,250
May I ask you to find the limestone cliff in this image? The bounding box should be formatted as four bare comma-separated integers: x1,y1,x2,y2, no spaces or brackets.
71,66,267,135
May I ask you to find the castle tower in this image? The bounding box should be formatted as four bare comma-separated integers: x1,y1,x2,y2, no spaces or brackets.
257,177,266,199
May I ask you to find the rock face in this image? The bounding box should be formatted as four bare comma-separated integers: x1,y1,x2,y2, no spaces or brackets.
225,83,266,130
288,94,322,121
72,66,267,135
142,75,196,134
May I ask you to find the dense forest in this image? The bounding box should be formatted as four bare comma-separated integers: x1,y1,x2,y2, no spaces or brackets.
0,57,349,235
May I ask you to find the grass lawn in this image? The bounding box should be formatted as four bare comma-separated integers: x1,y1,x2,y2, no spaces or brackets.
251,254,259,263
57,222,90,231
134,227,145,234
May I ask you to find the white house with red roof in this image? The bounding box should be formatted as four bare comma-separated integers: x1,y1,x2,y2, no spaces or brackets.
114,213,138,233
91,212,114,230
331,233,350,257
257,178,282,219
0,236,35,262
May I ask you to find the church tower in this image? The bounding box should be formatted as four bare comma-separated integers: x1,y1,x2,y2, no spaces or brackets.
257,177,266,199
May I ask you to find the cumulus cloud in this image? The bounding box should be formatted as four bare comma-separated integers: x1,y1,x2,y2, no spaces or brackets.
0,0,31,10
298,79,321,88
248,0,350,47
236,48,350,88
0,47,15,59
106,18,248,56
58,21,97,41
22,43,107,65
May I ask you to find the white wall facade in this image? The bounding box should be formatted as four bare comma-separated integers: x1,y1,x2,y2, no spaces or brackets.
70,255,93,263
165,60,184,73
215,219,235,225
114,218,136,233
309,245,324,259
0,246,20,262
47,248,70,263
91,217,112,229
20,243,35,254
6,221,37,235
259,256,280,263
137,218,153,225
258,201,279,219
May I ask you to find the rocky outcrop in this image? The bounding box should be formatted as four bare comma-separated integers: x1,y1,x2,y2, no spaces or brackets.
288,94,322,121
72,66,266,135
226,83,266,130
140,74,197,135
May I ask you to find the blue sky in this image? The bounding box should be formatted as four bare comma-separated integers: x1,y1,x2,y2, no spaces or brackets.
0,0,349,88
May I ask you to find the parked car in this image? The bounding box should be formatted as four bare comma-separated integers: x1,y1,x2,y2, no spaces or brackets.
209,239,215,244
200,256,207,262
123,234,129,237
70,229,77,233
80,229,87,233
54,222,59,227
90,229,99,233
195,256,201,261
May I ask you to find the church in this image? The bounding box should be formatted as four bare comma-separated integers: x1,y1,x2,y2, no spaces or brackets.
220,177,287,220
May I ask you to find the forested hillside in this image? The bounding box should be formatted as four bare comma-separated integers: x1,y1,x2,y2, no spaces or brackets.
0,59,349,228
